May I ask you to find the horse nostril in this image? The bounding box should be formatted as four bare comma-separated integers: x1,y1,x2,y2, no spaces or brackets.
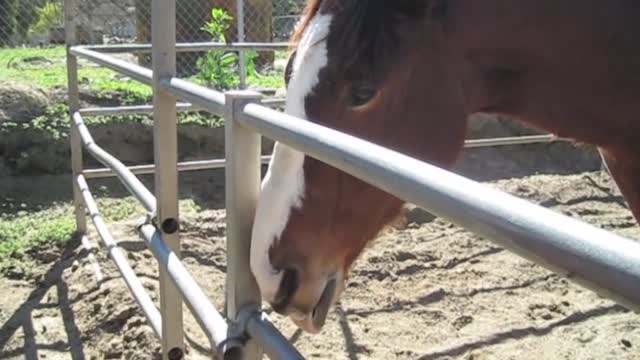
271,268,299,314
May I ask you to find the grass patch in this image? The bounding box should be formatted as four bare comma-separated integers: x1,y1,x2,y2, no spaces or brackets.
1,46,283,132
0,196,204,275
0,205,75,275
0,46,152,98
1,101,226,141
247,71,285,89
1,46,284,96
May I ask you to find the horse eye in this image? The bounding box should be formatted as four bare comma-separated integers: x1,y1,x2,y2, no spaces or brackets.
349,83,377,107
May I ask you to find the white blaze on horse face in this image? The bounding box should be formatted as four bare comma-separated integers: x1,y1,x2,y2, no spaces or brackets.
250,14,333,302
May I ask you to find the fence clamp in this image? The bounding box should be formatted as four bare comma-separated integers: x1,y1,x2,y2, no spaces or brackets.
215,304,261,357
135,211,158,232
224,303,262,346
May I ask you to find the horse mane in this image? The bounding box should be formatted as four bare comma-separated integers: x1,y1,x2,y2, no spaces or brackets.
289,0,429,80
289,0,323,46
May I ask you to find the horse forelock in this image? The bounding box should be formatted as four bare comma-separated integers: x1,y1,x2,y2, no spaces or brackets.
289,0,323,47
290,1,427,81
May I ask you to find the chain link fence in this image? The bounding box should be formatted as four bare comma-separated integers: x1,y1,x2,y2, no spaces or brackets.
0,0,61,47
0,0,138,47
1,0,305,92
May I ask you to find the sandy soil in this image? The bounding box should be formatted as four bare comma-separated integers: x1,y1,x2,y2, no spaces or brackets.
1,170,639,360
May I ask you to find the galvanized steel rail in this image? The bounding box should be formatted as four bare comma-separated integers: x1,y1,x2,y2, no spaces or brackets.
72,112,155,212
70,110,248,357
70,46,153,85
83,157,273,180
76,174,162,338
65,0,304,357
83,42,291,54
79,99,285,117
137,224,240,354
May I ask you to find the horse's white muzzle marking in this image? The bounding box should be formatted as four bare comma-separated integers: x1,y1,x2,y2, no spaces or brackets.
250,14,334,305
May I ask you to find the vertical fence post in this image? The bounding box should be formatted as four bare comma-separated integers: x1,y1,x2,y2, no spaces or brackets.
225,91,263,359
152,0,185,359
64,0,86,235
237,0,248,89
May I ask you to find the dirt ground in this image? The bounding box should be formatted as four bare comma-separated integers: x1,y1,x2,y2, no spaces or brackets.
1,170,639,360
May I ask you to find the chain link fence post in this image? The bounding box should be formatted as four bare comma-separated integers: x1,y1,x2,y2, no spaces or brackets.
237,0,247,89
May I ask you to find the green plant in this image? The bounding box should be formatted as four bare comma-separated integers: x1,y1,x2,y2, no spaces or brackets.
196,8,238,89
196,8,259,90
196,51,239,90
30,1,63,34
202,8,232,42
0,207,75,274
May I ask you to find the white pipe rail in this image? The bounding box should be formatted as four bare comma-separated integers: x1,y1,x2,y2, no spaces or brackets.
81,133,557,180
76,175,163,338
244,312,305,360
70,46,153,85
83,157,273,179
65,0,86,235
151,3,185,353
71,112,251,358
137,224,241,355
72,112,156,212
79,103,196,116
158,77,226,115
464,134,556,148
79,99,285,117
83,42,291,54
236,0,247,88
224,91,264,359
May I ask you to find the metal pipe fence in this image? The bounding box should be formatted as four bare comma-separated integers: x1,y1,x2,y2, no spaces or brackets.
63,1,639,360
64,0,301,358
76,174,162,339
81,133,551,181
72,111,155,212
82,42,290,54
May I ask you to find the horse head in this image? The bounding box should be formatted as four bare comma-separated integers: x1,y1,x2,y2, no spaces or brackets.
251,0,467,333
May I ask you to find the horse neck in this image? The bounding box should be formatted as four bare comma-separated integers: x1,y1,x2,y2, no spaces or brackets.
444,0,640,150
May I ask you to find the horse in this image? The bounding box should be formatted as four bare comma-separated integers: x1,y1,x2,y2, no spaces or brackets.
249,0,640,333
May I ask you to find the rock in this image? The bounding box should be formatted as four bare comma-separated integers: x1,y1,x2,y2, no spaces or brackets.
5,266,26,280
403,204,437,225
32,249,59,263
105,338,124,359
113,305,137,321
0,81,50,124
93,302,102,314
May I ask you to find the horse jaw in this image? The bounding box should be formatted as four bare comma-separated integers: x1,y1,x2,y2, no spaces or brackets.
250,14,334,304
